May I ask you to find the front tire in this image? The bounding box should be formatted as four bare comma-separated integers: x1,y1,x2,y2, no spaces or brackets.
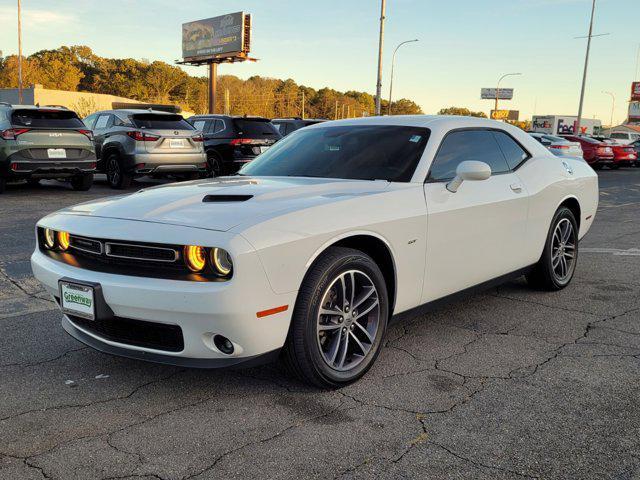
526,206,578,291
284,247,389,388
106,152,132,189
71,173,94,191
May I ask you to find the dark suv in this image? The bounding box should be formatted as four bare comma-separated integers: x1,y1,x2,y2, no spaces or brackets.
84,109,206,189
0,104,96,193
187,115,281,176
271,117,327,137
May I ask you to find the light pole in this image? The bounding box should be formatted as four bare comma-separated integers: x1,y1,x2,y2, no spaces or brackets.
388,39,418,115
17,0,23,104
374,0,386,116
576,0,597,136
494,72,521,119
602,91,615,134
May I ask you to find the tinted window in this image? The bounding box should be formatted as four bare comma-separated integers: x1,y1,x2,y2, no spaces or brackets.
233,119,279,138
212,120,225,134
241,125,430,182
273,122,286,135
131,114,194,130
610,133,627,139
192,120,206,132
83,113,98,129
11,109,84,128
429,130,510,181
492,131,529,170
94,115,111,130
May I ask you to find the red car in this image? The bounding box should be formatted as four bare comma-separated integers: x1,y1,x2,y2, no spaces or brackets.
563,135,614,169
600,139,637,169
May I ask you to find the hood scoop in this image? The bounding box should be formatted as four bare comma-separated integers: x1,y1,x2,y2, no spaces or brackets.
202,194,253,203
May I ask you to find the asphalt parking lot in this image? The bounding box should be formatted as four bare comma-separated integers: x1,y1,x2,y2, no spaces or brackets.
1,170,639,480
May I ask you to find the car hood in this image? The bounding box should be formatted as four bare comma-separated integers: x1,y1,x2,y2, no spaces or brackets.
60,176,392,232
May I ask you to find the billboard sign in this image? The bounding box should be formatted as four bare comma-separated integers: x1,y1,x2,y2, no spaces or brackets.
632,83,640,102
491,110,519,121
481,88,514,100
182,12,249,61
629,102,640,121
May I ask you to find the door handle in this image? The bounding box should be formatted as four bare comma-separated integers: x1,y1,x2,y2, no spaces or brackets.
510,183,523,193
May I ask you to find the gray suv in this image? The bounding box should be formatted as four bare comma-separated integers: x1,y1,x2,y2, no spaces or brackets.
84,109,206,189
0,104,96,193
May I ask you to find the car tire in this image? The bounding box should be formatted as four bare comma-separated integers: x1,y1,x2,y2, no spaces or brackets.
71,173,94,191
106,152,132,189
609,164,620,170
283,247,389,388
26,178,40,187
206,151,222,178
592,163,602,170
0,177,6,194
526,206,578,291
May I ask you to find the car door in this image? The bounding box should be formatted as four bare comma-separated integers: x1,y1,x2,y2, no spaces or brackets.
422,129,530,302
92,114,113,159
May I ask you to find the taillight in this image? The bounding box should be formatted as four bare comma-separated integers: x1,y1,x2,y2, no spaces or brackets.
1,128,30,140
230,138,254,145
550,145,569,150
192,135,204,142
126,131,159,142
77,129,93,140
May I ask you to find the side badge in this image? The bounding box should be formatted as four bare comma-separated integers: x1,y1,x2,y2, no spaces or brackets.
562,161,574,175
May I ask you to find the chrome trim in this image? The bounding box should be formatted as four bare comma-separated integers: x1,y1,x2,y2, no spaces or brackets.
70,236,103,255
104,242,179,263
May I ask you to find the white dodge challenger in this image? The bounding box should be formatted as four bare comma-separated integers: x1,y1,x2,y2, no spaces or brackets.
31,116,598,387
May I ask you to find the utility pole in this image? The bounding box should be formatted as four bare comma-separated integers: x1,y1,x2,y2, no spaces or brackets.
374,0,386,116
301,90,305,119
334,101,338,120
208,63,217,114
634,43,640,81
576,0,596,137
17,0,23,104
388,39,418,115
603,91,615,134
224,88,230,115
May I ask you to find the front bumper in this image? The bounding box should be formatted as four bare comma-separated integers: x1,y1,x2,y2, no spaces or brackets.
31,230,296,366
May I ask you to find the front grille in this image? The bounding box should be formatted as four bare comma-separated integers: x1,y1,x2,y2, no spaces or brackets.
68,314,184,352
105,242,178,262
70,236,102,254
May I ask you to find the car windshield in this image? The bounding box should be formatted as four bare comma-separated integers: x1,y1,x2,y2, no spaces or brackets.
131,114,194,130
240,125,430,182
11,109,84,128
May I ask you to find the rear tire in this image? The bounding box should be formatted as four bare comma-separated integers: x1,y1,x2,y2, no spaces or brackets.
526,206,578,291
591,163,602,170
206,151,222,178
71,173,93,191
283,247,388,388
106,152,132,189
26,178,40,187
609,164,620,170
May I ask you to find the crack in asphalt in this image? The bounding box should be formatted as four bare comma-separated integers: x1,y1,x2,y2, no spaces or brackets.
0,265,53,304
0,345,88,369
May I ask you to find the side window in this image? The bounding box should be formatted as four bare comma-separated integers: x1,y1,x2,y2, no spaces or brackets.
285,123,295,135
429,130,510,181
212,120,225,136
94,114,110,130
83,113,98,129
274,123,286,135
492,131,529,170
610,132,626,140
192,120,206,132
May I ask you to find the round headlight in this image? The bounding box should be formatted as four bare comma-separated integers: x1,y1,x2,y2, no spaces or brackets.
43,229,56,249
57,231,70,251
211,248,233,276
184,245,207,272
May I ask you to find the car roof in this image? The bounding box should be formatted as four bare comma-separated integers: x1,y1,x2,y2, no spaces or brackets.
189,114,270,121
96,109,180,116
0,104,71,112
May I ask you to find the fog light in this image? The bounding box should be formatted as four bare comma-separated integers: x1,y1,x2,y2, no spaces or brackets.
213,334,234,355
184,245,206,272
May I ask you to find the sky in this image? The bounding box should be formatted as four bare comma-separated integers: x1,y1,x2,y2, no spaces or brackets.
0,0,638,124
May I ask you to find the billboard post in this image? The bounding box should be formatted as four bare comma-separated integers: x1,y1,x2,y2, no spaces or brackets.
177,12,255,114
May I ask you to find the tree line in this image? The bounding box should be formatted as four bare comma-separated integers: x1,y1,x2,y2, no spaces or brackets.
0,46,423,118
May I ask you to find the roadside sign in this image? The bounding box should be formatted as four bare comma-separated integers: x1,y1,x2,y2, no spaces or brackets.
631,83,640,102
491,110,519,121
481,88,514,100
629,102,640,121
182,12,251,62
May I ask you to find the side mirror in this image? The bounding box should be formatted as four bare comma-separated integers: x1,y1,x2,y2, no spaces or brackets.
446,161,492,193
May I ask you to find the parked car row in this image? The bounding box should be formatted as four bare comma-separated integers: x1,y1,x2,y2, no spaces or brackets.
0,102,329,194
529,130,639,170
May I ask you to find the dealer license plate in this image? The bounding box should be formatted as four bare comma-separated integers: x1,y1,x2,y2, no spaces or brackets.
47,148,66,159
59,281,95,320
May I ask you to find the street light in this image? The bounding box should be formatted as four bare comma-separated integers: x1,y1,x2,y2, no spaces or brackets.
17,0,23,104
494,72,522,119
602,91,615,134
388,39,418,115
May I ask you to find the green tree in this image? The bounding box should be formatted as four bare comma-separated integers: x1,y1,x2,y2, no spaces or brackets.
437,107,487,118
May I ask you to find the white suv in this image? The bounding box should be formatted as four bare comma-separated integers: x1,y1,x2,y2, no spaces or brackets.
609,131,640,145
